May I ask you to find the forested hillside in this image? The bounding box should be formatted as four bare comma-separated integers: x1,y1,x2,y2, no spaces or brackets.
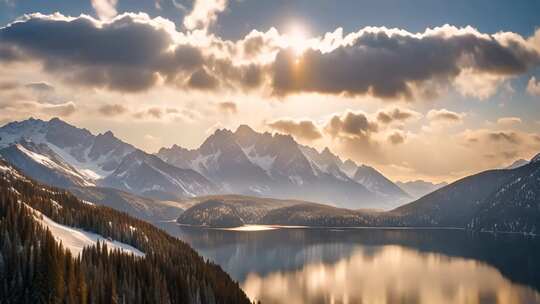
0,161,251,304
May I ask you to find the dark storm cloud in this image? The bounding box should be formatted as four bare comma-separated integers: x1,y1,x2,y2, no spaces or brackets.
271,28,540,99
267,119,322,141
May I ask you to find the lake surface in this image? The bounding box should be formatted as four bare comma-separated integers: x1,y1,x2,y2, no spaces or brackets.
159,224,540,304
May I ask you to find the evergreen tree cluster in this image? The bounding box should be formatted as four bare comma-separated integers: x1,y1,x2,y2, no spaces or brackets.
0,162,252,304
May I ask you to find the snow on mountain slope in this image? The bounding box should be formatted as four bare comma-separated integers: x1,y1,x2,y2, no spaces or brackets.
241,145,276,176
102,150,219,201
29,204,145,257
0,118,218,202
0,118,135,179
0,159,145,257
0,141,95,188
158,125,382,209
353,165,409,200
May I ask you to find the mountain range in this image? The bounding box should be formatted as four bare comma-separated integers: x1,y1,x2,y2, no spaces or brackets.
157,124,411,209
1,117,538,235
177,154,540,234
0,117,414,211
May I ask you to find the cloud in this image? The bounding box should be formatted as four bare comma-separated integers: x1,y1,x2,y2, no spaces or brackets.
40,101,77,116
388,131,406,145
462,129,527,147
267,119,322,141
325,111,378,139
271,26,540,100
147,107,163,119
98,103,128,116
426,109,464,123
0,13,204,92
527,76,540,96
0,100,76,117
188,68,219,89
496,116,522,126
487,131,521,144
25,82,54,92
91,0,118,20
376,108,421,124
183,0,227,31
1,13,540,101
217,101,237,114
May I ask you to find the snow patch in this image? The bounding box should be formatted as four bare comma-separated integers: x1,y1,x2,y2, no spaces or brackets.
16,144,95,186
241,145,276,176
28,205,144,257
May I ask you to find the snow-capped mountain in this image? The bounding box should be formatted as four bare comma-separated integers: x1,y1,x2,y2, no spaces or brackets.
0,141,94,188
101,149,219,200
0,117,135,179
157,125,407,209
299,145,411,207
0,118,217,202
352,165,410,204
396,180,449,200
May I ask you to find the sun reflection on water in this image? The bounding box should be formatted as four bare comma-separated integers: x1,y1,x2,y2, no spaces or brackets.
242,245,540,304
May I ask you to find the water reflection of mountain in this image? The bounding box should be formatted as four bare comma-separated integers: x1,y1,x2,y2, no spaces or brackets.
160,224,540,292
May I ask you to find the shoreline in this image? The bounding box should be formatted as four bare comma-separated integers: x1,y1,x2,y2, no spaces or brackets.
175,223,538,236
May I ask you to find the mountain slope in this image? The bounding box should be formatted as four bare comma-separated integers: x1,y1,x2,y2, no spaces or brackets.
0,159,251,303
396,180,448,199
177,195,309,227
0,118,220,202
101,149,219,200
0,117,135,179
505,159,529,169
177,161,540,234
158,125,383,209
352,165,410,205
392,162,540,231
69,186,187,222
469,164,540,233
0,141,94,188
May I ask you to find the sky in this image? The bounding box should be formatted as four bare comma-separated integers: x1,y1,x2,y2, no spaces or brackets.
0,0,539,183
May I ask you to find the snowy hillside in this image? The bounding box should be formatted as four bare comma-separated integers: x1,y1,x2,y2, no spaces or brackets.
29,203,144,257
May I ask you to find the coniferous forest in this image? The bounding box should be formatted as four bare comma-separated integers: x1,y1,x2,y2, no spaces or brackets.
0,162,252,304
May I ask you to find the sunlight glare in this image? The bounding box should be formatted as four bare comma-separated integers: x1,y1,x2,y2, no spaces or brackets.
285,23,309,56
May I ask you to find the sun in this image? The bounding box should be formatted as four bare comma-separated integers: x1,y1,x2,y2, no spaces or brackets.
284,24,309,56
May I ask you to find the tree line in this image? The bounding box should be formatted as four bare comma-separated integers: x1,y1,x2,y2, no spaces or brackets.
0,166,252,304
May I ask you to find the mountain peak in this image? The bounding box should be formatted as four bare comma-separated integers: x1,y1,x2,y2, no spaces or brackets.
213,128,233,137
235,124,256,136
531,153,540,164
321,147,332,156
505,159,529,169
